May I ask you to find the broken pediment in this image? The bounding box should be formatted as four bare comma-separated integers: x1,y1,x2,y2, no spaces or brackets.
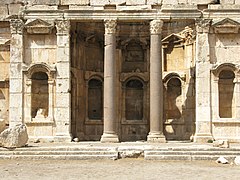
162,34,184,46
212,18,240,34
25,19,54,34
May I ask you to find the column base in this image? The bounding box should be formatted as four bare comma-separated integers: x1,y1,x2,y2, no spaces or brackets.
194,134,213,143
147,132,166,143
100,133,119,143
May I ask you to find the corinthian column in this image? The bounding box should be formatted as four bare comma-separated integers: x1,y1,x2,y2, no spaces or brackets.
100,19,119,143
147,19,166,142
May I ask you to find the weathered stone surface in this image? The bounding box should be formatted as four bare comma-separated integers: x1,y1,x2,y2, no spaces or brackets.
126,0,145,5
234,156,240,165
220,0,235,4
0,124,28,148
9,3,22,15
0,119,6,133
191,0,217,4
119,150,143,158
213,140,230,148
30,0,60,5
0,5,8,15
61,0,89,5
216,157,229,164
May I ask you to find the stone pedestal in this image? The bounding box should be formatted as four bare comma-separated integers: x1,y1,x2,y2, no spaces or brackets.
147,20,166,143
194,19,213,143
101,19,119,143
9,19,24,127
54,20,72,142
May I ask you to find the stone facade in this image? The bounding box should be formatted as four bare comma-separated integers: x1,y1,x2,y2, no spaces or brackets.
0,0,240,142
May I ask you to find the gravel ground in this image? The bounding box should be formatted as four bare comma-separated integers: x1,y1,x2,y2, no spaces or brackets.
0,159,240,180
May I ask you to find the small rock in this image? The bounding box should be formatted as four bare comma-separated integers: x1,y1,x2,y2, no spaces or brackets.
213,140,229,148
119,151,143,158
216,156,229,164
73,137,79,142
234,156,240,166
0,124,28,148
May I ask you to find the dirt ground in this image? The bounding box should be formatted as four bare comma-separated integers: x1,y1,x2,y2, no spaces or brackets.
0,159,240,180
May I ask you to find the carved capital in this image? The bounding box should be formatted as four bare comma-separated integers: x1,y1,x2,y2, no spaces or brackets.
104,19,117,34
56,20,70,35
10,19,24,34
196,19,212,33
150,20,163,34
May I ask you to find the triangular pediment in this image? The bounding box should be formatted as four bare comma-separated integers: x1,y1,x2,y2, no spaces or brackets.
213,18,240,33
25,19,53,27
162,34,184,44
25,19,54,34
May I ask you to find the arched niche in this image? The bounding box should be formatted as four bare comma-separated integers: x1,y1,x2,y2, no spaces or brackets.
124,78,144,120
218,70,235,118
87,78,103,120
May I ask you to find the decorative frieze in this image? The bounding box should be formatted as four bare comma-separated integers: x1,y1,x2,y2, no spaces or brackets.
150,19,163,34
104,19,117,34
10,19,24,34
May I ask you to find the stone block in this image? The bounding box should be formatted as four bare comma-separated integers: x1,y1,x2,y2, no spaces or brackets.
191,0,217,4
90,0,109,6
234,156,240,165
61,0,89,5
146,0,162,5
9,3,22,15
0,119,6,133
213,140,230,148
0,5,8,15
0,124,28,148
162,0,178,5
220,0,235,4
126,0,145,5
236,0,240,5
0,0,22,4
31,0,60,5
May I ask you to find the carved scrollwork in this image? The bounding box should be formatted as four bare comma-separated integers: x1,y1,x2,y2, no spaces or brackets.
55,20,70,34
10,19,24,34
196,19,212,33
150,20,163,34
104,19,117,34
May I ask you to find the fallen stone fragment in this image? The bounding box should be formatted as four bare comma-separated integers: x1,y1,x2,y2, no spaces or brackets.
0,119,6,133
119,150,143,158
0,124,28,148
234,156,240,166
216,156,229,164
213,140,229,148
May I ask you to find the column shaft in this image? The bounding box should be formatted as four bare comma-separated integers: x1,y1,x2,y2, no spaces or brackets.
101,19,119,143
147,20,166,142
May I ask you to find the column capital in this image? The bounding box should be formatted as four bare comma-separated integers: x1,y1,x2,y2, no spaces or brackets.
196,19,212,33
104,19,117,34
150,19,163,35
10,19,24,35
55,19,70,35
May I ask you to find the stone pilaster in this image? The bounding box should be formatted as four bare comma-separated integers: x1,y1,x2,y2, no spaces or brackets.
147,19,166,142
55,20,72,142
100,19,119,143
9,19,24,127
194,19,213,143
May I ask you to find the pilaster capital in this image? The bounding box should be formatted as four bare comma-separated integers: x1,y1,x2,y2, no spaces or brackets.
196,19,212,33
104,19,117,34
10,19,24,35
150,19,163,35
55,20,70,35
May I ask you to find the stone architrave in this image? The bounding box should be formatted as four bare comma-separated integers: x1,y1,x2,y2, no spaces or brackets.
55,20,72,142
147,19,166,142
0,124,28,148
194,19,213,143
100,19,119,143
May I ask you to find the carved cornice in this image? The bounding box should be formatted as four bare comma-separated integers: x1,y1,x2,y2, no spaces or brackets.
150,19,163,35
196,19,212,33
104,19,117,34
55,20,70,35
10,19,24,34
